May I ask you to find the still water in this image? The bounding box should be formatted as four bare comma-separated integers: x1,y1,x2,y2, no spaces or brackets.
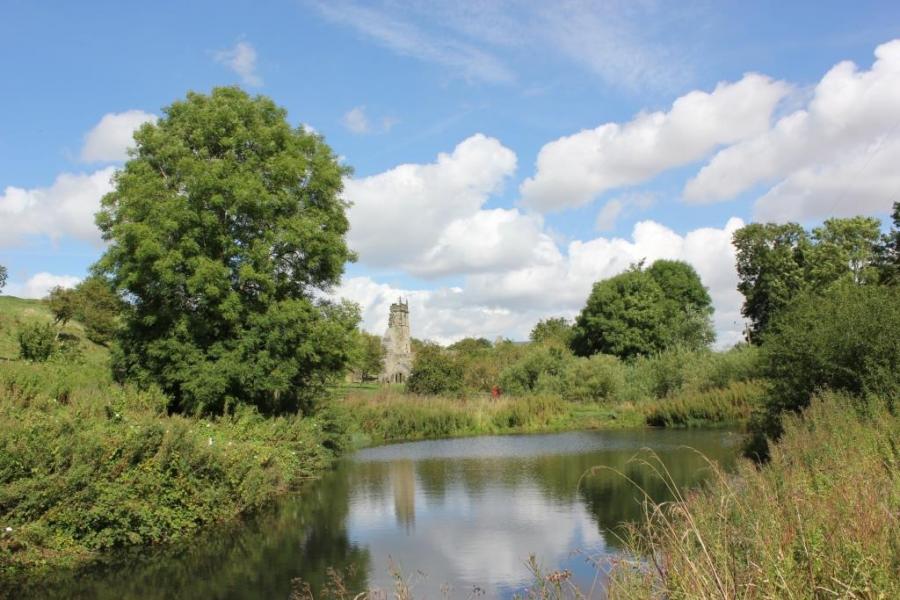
27,429,740,599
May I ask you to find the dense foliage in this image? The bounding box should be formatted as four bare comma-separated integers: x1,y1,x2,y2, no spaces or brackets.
397,326,763,432
405,344,465,396
16,322,58,362
745,283,900,455
0,264,6,292
529,317,573,347
733,216,884,340
0,361,339,579
570,260,713,358
94,87,358,415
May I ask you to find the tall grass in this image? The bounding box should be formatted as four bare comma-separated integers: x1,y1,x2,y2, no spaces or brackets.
608,391,900,599
341,388,573,444
643,380,766,427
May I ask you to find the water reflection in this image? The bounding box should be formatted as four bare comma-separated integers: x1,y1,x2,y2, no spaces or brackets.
20,429,739,599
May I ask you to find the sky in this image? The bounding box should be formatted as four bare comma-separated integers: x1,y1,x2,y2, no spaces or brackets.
2,0,899,346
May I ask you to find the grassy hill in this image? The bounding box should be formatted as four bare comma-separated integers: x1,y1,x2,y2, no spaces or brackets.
0,295,109,368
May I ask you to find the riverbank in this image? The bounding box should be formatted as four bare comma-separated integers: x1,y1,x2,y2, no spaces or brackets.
338,379,763,446
1,371,752,586
0,360,341,583
606,391,900,599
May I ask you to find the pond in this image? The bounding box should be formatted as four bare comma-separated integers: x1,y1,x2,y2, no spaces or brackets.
27,429,741,599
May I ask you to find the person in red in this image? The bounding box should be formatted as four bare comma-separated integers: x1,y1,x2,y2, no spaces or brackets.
491,385,501,399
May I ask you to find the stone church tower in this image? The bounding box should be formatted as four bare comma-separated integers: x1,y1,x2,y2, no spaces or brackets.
380,298,413,383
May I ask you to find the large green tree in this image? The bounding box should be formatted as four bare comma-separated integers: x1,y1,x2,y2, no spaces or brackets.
807,216,881,286
733,223,809,342
571,261,713,359
646,259,715,349
570,267,670,359
95,87,359,415
734,217,887,342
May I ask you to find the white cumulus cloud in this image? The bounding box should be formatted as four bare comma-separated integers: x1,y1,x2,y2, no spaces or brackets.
519,73,789,212
214,41,262,86
80,110,157,162
340,218,747,347
5,272,82,299
0,167,115,247
345,134,535,276
685,39,900,221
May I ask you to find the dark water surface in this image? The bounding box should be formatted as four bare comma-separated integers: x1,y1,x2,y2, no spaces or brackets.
25,429,740,599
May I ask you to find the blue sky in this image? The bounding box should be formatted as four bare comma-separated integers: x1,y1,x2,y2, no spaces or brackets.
2,1,899,344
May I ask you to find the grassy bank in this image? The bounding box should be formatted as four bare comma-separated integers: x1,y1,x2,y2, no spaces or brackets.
0,297,343,582
338,382,763,447
0,361,337,581
607,391,900,599
339,386,647,445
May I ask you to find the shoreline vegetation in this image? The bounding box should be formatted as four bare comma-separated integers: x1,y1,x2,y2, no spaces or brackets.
0,295,761,584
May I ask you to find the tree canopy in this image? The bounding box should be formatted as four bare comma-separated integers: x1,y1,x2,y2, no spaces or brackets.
733,216,886,341
875,202,900,285
47,286,79,327
529,317,574,347
0,264,6,292
95,87,358,415
351,331,385,381
570,260,713,359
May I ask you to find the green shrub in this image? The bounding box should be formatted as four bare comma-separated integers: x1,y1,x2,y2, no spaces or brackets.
700,344,762,390
753,283,899,449
499,346,569,395
561,354,624,402
17,323,58,362
406,345,465,396
0,360,339,578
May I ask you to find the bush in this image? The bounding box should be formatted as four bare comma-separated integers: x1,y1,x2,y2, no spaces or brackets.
499,346,569,396
644,380,765,427
17,323,58,362
405,345,465,396
0,360,337,578
755,283,899,446
561,354,624,402
700,344,762,390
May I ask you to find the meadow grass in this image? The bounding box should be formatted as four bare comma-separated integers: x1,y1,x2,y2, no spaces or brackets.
339,387,646,445
643,380,766,428
607,391,900,599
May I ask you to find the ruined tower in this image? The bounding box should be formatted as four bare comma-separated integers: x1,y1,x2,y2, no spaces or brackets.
380,298,413,383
